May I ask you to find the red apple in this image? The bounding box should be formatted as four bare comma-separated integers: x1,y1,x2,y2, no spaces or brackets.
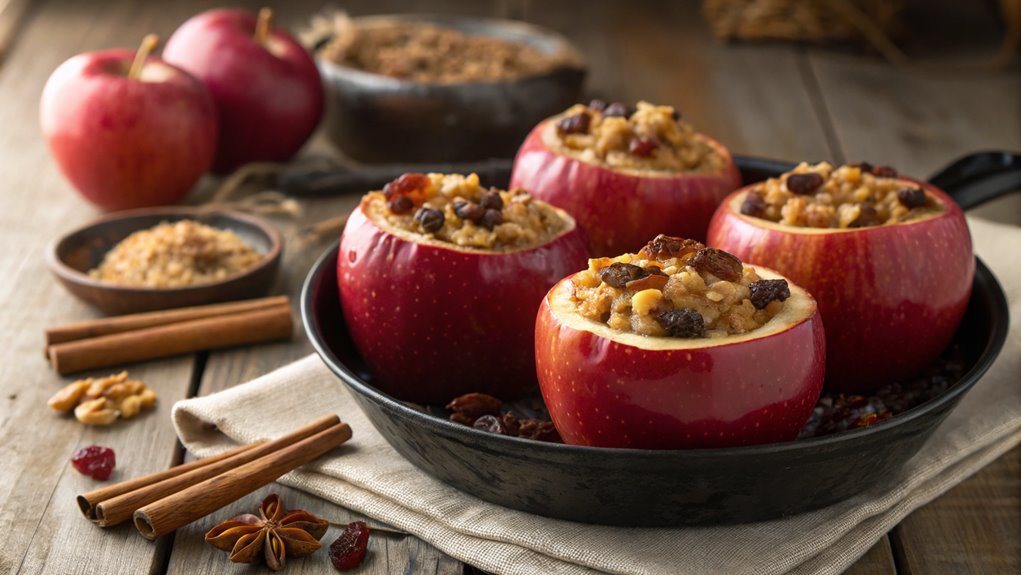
163,8,323,174
40,35,217,211
536,266,825,449
707,180,973,392
510,119,741,256
338,195,590,404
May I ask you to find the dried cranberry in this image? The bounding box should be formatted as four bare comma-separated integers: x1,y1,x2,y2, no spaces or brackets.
748,279,790,310
473,414,506,435
599,262,648,288
453,200,485,223
690,248,743,282
71,445,116,481
656,308,704,338
740,190,768,217
479,190,504,211
446,393,502,421
850,204,882,228
588,99,607,112
383,172,429,199
480,209,503,230
871,165,898,178
556,112,591,135
387,195,414,214
897,187,927,209
414,207,444,233
329,521,370,571
628,137,659,157
603,102,630,118
785,173,824,195
640,235,704,260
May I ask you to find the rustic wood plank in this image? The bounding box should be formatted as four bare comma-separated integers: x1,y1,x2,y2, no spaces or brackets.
0,0,199,574
0,0,35,65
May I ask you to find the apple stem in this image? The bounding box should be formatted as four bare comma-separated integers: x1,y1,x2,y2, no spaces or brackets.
128,34,159,80
255,7,273,46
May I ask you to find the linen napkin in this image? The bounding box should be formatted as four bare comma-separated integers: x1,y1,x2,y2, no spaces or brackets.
173,216,1021,575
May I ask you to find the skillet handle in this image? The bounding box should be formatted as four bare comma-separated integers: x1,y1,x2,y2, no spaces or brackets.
927,151,1021,211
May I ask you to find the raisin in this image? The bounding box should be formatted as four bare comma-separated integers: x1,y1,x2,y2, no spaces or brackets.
383,172,429,200
850,204,882,228
588,99,607,112
871,165,898,178
387,195,414,214
599,262,647,288
625,273,669,292
657,308,704,338
748,279,790,309
329,521,370,571
479,190,503,211
518,419,561,442
453,200,485,223
853,161,874,173
71,445,116,481
480,209,503,230
645,266,668,276
556,112,591,135
628,137,659,157
785,173,824,195
603,102,629,118
639,235,704,261
446,393,502,421
670,108,682,121
690,248,743,282
501,412,520,436
740,190,768,217
414,207,444,233
897,187,927,209
473,414,506,435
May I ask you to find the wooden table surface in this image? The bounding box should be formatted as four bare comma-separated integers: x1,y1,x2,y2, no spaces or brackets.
1,1,1018,574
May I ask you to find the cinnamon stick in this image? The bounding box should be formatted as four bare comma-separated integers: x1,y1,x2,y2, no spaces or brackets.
45,295,289,347
133,420,353,539
48,304,292,375
80,414,340,526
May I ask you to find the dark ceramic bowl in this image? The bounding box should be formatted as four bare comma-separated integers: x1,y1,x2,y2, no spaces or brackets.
301,153,1016,526
315,14,586,163
48,207,282,315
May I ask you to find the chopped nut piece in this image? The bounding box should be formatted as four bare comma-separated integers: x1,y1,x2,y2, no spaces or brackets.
119,395,142,419
51,371,156,425
48,380,91,413
75,398,120,426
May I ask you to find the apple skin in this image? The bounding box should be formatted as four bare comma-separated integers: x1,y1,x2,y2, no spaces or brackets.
163,8,324,174
338,200,590,404
707,181,973,392
40,50,217,211
535,269,825,449
509,120,742,256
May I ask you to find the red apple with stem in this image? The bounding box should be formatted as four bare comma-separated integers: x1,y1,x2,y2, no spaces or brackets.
338,195,590,404
40,34,218,212
510,119,741,256
535,266,825,449
163,8,324,174
707,181,973,392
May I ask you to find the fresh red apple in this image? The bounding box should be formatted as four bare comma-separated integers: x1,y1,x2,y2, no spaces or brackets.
40,35,217,211
338,190,590,404
707,180,973,392
536,265,825,449
163,8,323,174
510,118,741,256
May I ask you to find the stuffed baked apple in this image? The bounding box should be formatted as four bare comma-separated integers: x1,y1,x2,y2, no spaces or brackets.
707,162,972,392
536,235,825,449
339,173,589,403
510,101,741,255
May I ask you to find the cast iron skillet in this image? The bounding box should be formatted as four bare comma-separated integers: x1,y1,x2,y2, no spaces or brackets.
301,152,1015,526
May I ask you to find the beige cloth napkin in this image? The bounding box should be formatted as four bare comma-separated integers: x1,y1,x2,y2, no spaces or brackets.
173,216,1021,575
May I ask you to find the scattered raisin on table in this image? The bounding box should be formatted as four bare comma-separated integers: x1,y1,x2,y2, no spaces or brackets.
414,207,444,233
479,189,503,211
897,187,927,209
748,279,790,309
556,111,591,135
599,262,648,288
850,204,882,227
480,209,503,230
690,248,743,282
871,165,898,178
329,521,371,571
446,393,502,422
71,445,116,481
785,173,825,195
656,308,705,338
453,200,485,223
603,102,630,117
387,195,414,214
628,137,659,157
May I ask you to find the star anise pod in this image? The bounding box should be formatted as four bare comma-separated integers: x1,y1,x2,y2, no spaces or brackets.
205,493,329,571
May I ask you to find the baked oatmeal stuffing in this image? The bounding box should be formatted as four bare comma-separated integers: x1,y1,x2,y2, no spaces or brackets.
367,172,570,251
545,101,726,173
319,19,567,83
571,235,788,338
89,220,263,288
739,162,943,228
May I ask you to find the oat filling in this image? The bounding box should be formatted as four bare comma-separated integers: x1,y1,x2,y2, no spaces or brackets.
542,101,727,173
570,235,789,338
739,162,944,229
367,173,570,251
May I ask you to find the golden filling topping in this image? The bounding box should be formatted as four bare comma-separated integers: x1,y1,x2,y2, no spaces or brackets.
545,101,726,173
372,173,569,251
740,162,943,228
571,236,789,338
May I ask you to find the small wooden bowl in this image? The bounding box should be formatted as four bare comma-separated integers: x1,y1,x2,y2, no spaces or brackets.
47,207,283,315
